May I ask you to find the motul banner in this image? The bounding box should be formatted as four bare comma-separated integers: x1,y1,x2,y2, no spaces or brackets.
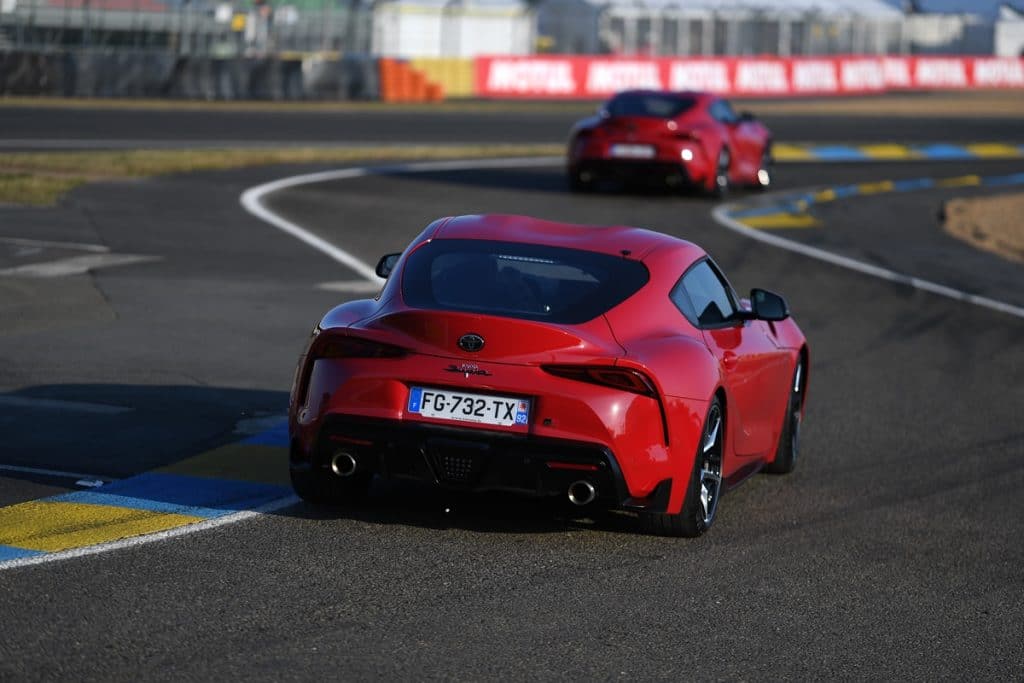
476,56,1024,99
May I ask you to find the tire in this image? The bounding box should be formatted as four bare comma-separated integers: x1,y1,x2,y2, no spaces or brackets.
765,359,803,474
568,169,593,194
707,147,731,199
755,144,772,190
290,465,371,506
640,398,724,537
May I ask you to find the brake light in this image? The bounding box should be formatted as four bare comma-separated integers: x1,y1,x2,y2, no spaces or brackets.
313,334,406,359
542,365,657,397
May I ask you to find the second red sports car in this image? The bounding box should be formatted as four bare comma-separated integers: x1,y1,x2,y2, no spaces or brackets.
567,89,773,196
289,214,807,537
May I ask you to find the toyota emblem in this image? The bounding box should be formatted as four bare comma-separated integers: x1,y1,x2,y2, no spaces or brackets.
458,333,485,353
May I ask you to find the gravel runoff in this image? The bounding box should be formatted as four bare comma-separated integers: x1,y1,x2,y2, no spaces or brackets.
943,192,1024,264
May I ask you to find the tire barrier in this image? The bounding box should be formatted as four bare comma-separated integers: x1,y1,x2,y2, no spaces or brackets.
0,49,384,100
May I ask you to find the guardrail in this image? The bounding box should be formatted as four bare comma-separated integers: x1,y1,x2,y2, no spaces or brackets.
475,55,1024,99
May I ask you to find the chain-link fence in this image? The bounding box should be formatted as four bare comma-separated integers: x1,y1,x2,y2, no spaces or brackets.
1,0,997,58
538,5,990,57
0,0,374,56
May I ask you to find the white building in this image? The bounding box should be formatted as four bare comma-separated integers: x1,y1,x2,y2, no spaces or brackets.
371,0,533,57
995,5,1024,56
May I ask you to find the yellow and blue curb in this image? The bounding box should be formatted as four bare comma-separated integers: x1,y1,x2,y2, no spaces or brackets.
727,171,1024,230
0,422,294,567
773,142,1024,163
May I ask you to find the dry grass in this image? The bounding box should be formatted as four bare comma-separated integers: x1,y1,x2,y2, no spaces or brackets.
0,96,595,115
0,144,562,206
943,192,1024,264
2,91,1022,117
0,173,89,206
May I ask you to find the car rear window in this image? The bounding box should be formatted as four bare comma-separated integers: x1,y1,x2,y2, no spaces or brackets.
402,239,649,324
606,93,697,119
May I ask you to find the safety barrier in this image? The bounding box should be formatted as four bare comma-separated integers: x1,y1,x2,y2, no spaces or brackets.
475,55,1024,99
378,58,443,102
411,58,474,99
5,51,1023,101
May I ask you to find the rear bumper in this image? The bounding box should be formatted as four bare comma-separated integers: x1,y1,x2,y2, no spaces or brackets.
570,158,707,189
290,415,672,513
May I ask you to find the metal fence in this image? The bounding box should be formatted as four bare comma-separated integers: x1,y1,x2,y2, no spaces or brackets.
0,0,374,56
0,0,996,61
540,7,989,57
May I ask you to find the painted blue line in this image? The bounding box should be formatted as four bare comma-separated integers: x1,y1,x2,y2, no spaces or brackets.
241,420,289,447
729,205,796,219
916,144,973,160
831,185,861,199
808,146,867,161
729,172,1024,227
981,171,1024,187
891,178,937,192
51,473,290,518
0,544,44,561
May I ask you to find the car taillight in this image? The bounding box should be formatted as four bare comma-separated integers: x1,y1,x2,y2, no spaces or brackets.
542,365,657,397
313,335,406,359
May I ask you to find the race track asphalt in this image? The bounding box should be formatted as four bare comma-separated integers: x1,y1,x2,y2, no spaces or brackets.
2,99,1024,148
0,106,1022,680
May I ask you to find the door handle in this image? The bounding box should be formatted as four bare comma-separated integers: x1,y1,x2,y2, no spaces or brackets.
723,351,738,370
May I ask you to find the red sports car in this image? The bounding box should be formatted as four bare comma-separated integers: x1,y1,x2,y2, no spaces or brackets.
567,89,773,196
289,214,807,537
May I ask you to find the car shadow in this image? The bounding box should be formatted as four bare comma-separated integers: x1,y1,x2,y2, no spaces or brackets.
0,383,288,482
282,478,643,536
0,383,640,536
381,166,723,200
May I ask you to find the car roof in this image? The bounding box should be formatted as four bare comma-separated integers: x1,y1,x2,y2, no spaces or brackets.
430,214,706,263
611,89,715,103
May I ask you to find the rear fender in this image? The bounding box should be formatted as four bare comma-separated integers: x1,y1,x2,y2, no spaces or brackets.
616,336,721,515
615,334,719,401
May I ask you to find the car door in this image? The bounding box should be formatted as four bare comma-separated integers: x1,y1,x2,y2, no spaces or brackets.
673,259,785,462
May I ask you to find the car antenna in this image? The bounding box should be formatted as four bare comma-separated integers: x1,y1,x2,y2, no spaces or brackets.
620,249,632,258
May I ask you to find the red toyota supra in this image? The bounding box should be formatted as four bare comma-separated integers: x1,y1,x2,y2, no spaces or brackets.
289,215,807,536
567,89,773,196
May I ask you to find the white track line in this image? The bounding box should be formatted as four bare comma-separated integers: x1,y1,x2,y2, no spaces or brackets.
712,202,1024,321
0,236,110,253
12,156,1015,570
238,157,562,283
4,156,566,572
0,495,300,570
0,464,115,483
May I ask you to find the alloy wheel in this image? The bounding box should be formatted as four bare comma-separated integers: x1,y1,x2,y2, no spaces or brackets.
699,403,723,526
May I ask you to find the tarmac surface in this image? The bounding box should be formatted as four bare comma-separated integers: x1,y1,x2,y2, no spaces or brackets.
0,104,1022,679
1,97,1024,148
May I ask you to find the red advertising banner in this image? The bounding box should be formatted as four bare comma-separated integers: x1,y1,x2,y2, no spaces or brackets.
475,56,1024,99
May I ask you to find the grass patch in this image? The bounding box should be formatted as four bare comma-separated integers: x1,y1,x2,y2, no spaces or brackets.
0,144,563,206
0,173,89,206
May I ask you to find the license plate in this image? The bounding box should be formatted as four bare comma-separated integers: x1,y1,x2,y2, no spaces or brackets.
610,143,655,159
408,387,530,427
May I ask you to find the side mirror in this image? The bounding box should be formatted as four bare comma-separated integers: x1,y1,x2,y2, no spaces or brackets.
750,288,789,321
375,253,401,279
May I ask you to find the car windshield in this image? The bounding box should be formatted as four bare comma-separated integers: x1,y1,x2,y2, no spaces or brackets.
402,239,649,324
606,93,697,119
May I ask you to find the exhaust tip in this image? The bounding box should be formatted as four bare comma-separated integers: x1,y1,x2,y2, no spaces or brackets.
567,480,596,506
330,450,357,477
